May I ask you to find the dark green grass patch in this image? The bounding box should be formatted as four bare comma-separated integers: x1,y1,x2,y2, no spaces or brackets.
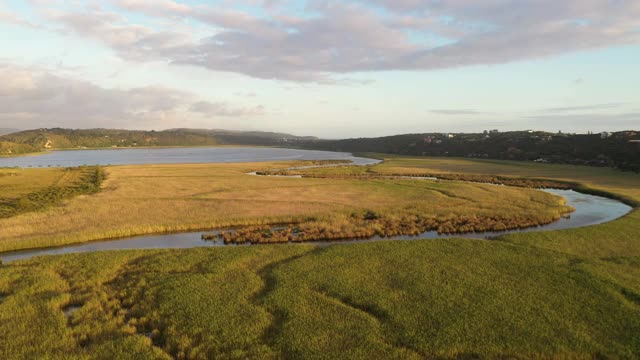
264,240,640,359
0,166,104,219
0,246,314,359
2,241,639,359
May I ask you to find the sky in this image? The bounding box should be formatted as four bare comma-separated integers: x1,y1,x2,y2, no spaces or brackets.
0,0,638,138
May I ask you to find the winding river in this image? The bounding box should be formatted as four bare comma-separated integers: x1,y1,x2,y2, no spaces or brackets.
0,148,633,263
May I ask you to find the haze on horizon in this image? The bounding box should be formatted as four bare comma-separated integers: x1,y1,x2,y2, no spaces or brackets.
0,0,639,138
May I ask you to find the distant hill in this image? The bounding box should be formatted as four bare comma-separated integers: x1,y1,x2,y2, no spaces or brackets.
0,128,19,136
0,128,318,155
0,141,39,156
2,128,638,172
299,130,640,172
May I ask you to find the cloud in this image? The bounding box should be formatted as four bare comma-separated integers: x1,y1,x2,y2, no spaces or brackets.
110,0,192,17
540,103,626,113
0,8,39,29
50,9,194,61
234,92,257,98
430,109,488,115
0,63,265,129
190,101,265,117
15,0,640,82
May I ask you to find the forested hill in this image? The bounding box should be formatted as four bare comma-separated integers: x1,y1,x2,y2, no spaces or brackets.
0,128,317,155
2,128,638,172
300,130,640,172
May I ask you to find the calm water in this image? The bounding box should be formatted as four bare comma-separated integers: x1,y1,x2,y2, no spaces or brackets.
0,189,632,263
0,147,380,168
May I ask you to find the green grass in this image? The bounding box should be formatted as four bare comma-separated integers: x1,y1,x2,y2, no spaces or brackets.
0,166,103,219
0,246,314,359
265,240,640,358
1,241,639,359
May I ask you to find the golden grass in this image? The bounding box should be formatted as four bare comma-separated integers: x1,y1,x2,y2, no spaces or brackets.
0,167,76,198
348,154,640,258
363,153,640,201
0,161,569,252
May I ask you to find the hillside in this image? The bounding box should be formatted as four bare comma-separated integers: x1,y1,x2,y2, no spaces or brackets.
2,128,638,172
300,130,640,172
0,129,19,136
0,141,39,156
0,128,317,155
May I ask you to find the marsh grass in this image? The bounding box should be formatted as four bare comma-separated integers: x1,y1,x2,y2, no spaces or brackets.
0,166,103,219
0,246,314,359
1,241,639,358
1,156,640,358
0,161,570,252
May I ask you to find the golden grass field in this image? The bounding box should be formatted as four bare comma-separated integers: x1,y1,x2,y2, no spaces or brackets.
0,160,571,252
364,153,640,201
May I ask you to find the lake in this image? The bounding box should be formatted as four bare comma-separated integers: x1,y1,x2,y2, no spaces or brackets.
0,147,380,168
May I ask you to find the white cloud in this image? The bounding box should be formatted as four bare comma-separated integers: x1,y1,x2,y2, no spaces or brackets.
13,0,636,82
190,101,265,117
0,63,265,129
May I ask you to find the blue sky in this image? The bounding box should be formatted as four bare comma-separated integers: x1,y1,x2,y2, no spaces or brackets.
0,0,638,138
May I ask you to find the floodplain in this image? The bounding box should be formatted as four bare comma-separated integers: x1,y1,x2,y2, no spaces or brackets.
1,153,639,359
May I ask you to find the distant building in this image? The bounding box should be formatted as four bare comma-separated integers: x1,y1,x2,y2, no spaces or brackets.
447,133,455,139
600,132,611,139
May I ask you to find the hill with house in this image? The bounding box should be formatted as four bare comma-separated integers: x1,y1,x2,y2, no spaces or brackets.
1,128,638,171
300,130,640,172
0,128,317,155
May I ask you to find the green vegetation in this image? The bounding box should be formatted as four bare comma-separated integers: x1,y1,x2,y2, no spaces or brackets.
1,240,639,359
259,166,578,190
0,128,317,155
0,166,103,219
0,246,311,359
1,155,639,359
302,130,640,171
0,140,40,157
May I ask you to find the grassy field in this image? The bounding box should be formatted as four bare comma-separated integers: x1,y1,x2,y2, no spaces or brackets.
1,241,638,359
356,154,640,258
1,155,639,359
0,161,569,252
0,166,103,219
